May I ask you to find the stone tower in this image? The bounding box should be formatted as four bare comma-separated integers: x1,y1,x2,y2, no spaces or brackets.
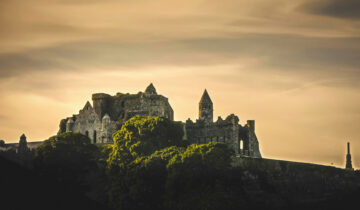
199,89,213,123
346,142,353,170
18,134,29,154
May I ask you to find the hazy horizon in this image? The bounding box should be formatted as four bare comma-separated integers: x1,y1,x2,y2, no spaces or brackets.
0,0,359,169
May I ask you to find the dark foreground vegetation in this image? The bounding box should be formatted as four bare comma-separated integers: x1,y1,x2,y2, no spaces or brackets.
1,116,360,210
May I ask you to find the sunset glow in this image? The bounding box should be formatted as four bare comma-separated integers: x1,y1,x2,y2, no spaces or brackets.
1,0,359,168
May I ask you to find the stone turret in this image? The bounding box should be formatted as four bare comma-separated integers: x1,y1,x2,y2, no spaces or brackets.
145,83,157,95
199,89,213,123
92,93,111,119
18,134,29,154
346,142,353,170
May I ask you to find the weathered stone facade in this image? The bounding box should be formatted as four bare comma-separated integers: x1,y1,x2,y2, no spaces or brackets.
63,83,174,144
60,85,261,158
185,90,261,158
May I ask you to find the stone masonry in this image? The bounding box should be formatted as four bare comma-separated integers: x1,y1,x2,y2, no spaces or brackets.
185,90,261,158
60,84,261,158
63,83,174,144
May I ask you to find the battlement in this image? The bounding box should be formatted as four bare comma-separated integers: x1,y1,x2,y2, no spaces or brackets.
92,93,111,100
247,120,255,132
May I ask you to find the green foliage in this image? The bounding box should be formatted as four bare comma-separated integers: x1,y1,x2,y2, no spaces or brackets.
109,147,184,210
107,141,235,210
108,115,186,166
34,132,99,193
35,132,98,163
98,144,114,160
57,118,67,135
164,143,235,210
105,116,238,209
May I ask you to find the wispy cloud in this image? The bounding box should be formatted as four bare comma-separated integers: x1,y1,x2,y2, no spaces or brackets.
300,0,360,19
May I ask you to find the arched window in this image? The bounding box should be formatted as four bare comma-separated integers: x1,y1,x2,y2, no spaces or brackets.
85,131,89,137
93,130,97,144
240,140,244,150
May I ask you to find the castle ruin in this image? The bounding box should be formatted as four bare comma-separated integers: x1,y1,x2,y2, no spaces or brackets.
63,83,174,144
60,84,261,158
185,90,262,158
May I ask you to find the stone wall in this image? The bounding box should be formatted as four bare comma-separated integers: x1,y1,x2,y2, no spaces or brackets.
185,114,261,158
62,84,174,144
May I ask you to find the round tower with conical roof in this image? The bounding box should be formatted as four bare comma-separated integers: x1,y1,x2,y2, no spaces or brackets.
199,89,213,123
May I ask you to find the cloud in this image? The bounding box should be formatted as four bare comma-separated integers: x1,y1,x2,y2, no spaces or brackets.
1,34,360,82
300,0,360,19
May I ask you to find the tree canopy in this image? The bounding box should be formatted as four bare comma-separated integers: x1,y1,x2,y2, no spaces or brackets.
35,132,98,164
105,116,235,210
108,115,186,166
34,132,99,193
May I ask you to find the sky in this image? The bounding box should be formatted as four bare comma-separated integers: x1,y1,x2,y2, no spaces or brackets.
0,0,360,168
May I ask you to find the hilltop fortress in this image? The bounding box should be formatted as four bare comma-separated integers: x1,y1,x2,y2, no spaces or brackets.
62,84,261,158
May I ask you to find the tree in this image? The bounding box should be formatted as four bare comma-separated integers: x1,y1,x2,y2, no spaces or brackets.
34,132,99,193
106,116,242,210
0,140,5,147
57,118,67,135
108,146,185,210
164,143,235,210
108,115,186,166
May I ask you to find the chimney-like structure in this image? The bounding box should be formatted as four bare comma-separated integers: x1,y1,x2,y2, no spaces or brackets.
345,142,353,170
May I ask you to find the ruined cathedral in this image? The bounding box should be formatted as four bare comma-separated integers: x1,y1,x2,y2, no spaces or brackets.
62,84,261,158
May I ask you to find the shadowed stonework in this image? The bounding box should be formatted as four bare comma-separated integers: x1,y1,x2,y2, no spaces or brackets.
185,90,262,158
62,83,174,144
59,85,262,157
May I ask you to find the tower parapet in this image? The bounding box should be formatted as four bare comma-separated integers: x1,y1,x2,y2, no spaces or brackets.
92,93,111,120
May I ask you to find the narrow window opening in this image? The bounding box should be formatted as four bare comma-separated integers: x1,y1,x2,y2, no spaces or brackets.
93,130,97,144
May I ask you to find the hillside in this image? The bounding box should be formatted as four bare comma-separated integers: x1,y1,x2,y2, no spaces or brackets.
231,157,360,209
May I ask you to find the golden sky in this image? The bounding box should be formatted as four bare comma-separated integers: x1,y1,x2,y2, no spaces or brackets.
1,0,360,168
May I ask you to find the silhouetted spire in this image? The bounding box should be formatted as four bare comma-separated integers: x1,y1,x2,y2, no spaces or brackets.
145,83,157,95
199,89,213,122
346,142,353,170
199,89,212,104
18,134,29,154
